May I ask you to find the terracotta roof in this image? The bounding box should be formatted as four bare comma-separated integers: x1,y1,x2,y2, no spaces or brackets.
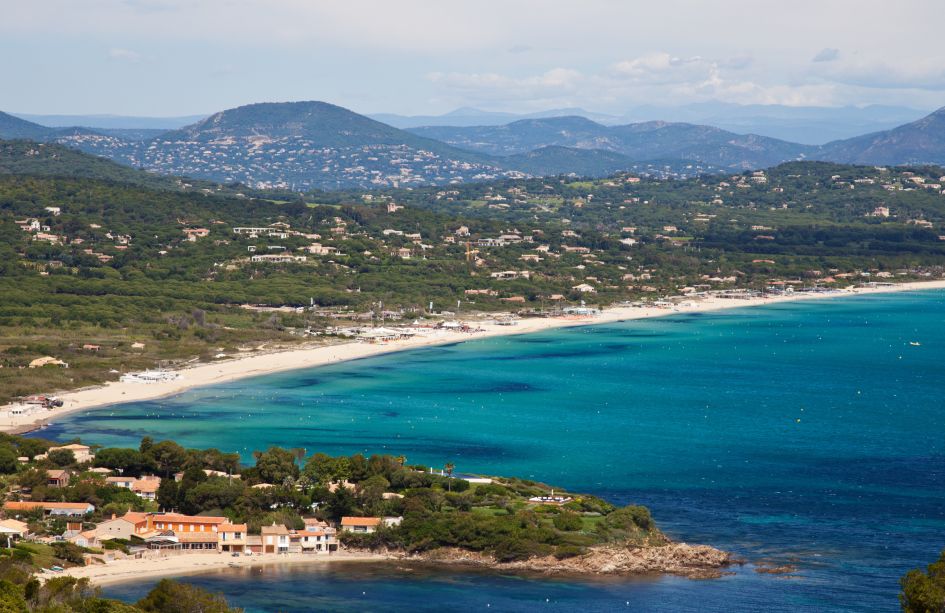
131,479,161,493
121,511,149,525
47,470,69,479
220,523,247,532
0,519,28,532
153,513,228,524
261,523,290,535
4,501,92,511
175,531,219,543
340,516,381,527
297,530,327,537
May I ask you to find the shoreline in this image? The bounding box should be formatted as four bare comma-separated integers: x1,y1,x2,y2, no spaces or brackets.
58,551,391,588
61,540,733,589
6,279,945,434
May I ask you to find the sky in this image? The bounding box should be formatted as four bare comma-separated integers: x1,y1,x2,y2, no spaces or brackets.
2,0,945,117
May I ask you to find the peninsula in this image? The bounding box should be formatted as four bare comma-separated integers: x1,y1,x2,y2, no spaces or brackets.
0,436,731,591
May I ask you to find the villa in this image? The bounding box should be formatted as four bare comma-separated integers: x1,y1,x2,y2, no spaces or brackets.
340,517,382,534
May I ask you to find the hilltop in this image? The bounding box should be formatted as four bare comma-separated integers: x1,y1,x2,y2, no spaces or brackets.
7,101,945,189
819,106,945,165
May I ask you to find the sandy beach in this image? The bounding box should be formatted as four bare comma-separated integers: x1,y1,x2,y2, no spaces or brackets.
55,551,390,588
5,280,945,434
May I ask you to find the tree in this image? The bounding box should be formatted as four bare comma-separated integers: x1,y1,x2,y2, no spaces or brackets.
15,439,47,461
47,449,76,468
357,475,390,514
325,487,358,521
253,447,299,485
183,479,244,515
147,441,188,477
136,579,241,613
16,468,48,491
0,447,18,475
0,579,27,612
94,448,154,476
444,463,455,492
156,479,179,512
900,549,945,613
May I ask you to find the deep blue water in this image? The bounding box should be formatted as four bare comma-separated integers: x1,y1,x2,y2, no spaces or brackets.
39,291,945,611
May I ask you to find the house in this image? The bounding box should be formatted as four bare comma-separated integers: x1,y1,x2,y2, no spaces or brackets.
106,476,135,489
182,228,210,241
3,501,94,517
298,529,337,553
46,469,70,488
218,523,248,553
131,476,161,501
261,523,292,554
67,530,99,548
572,283,597,293
95,515,136,541
28,356,68,369
82,344,101,352
340,517,382,534
306,243,337,256
0,519,29,541
250,254,307,264
39,444,94,464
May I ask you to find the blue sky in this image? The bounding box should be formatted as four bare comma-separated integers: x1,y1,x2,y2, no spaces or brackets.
3,0,945,116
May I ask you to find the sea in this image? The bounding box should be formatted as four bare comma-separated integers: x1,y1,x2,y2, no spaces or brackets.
36,291,945,612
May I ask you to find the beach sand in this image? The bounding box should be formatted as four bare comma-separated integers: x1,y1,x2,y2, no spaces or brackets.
55,551,389,588
5,280,945,434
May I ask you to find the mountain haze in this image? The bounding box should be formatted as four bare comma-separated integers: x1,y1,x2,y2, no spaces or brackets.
818,106,945,165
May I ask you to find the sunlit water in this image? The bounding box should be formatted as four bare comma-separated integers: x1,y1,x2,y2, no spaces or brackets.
39,291,945,611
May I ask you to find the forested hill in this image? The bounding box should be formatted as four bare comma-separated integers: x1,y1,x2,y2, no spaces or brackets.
0,140,182,189
2,148,945,403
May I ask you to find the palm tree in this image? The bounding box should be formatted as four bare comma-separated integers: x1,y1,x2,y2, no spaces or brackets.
444,462,455,492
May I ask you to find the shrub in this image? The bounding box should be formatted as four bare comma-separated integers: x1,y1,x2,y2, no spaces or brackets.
552,511,583,532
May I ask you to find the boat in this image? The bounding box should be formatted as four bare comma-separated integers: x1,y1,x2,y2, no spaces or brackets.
909,341,921,346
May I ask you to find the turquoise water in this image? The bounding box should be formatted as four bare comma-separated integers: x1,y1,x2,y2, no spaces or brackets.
40,291,945,611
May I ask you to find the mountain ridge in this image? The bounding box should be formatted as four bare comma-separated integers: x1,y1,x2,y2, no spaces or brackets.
3,101,945,189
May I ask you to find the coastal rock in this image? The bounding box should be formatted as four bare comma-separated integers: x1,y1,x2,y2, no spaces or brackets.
413,542,734,579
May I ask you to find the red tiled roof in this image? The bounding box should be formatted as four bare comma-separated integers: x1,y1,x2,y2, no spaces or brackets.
4,501,91,511
340,516,381,527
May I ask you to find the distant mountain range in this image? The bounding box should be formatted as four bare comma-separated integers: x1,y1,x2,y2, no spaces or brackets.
12,112,207,130
410,116,810,169
2,101,945,190
375,102,928,144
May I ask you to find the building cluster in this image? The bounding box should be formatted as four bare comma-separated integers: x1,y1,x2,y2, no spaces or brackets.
59,134,524,190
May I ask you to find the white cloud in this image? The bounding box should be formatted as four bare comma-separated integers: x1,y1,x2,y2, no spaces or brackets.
813,55,945,90
428,52,842,111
